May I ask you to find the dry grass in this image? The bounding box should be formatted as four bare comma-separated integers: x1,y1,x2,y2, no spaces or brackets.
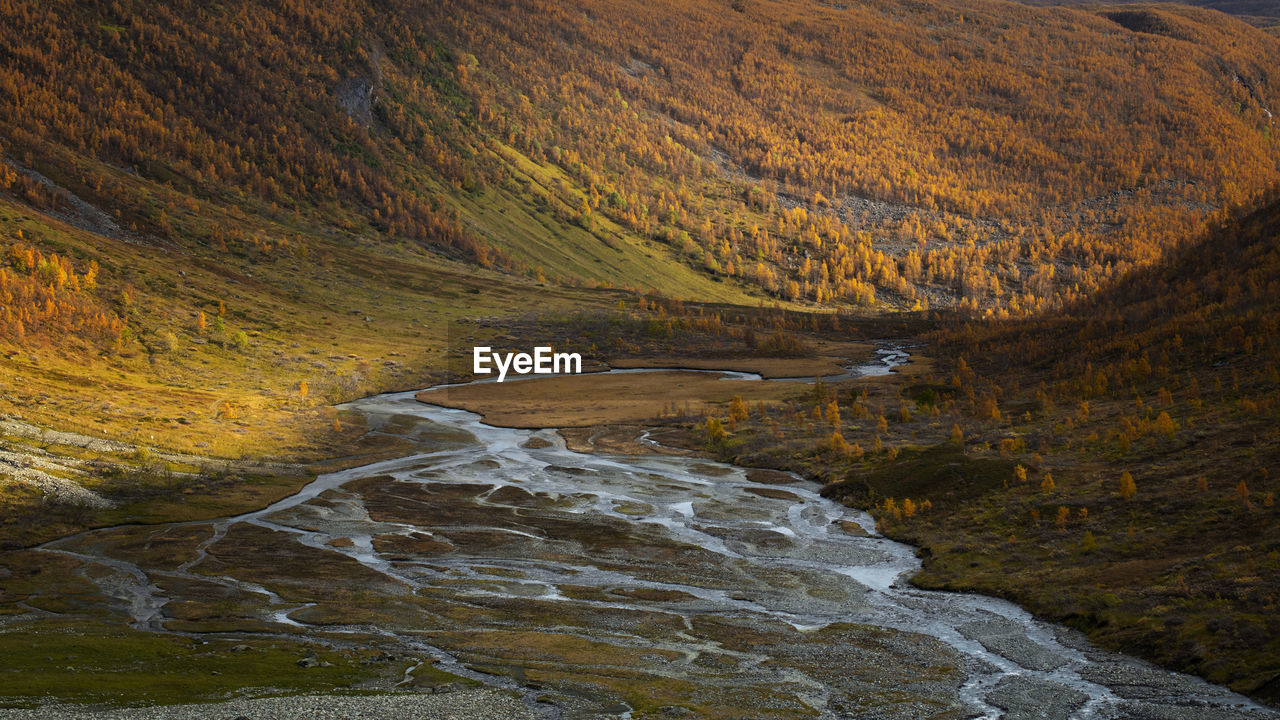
607,340,872,378
417,369,806,428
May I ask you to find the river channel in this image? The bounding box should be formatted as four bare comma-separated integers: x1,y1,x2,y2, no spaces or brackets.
26,355,1278,719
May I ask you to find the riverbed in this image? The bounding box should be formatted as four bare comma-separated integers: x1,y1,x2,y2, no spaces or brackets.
12,362,1278,719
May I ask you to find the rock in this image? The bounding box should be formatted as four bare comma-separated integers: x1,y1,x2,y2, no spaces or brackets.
837,519,868,536
745,486,800,501
231,644,251,652
958,620,1067,671
745,468,800,484
360,651,397,665
986,675,1087,720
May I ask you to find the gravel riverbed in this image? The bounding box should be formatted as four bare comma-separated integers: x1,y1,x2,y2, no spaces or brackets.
0,689,540,720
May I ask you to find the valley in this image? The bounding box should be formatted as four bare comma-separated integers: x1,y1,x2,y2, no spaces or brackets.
1,0,1280,716
1,369,1273,719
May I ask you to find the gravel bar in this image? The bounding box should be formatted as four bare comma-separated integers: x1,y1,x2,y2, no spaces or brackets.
0,689,541,720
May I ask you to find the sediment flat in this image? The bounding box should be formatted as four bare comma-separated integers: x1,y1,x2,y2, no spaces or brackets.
416,369,797,428
0,689,538,720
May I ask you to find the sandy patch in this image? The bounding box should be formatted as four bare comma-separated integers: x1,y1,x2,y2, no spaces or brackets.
417,370,800,428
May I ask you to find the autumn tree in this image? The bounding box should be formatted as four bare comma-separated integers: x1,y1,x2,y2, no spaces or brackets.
704,416,727,447
1237,480,1251,508
728,395,748,427
1119,471,1137,500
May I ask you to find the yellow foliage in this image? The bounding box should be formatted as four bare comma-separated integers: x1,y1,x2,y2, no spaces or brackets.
1119,471,1137,500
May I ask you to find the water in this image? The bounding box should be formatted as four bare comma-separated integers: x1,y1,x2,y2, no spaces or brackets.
773,343,912,382
31,362,1278,719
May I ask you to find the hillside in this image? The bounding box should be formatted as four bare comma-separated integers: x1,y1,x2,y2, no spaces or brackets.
3,0,1280,315
1020,0,1280,34
930,190,1280,697
706,192,1280,699
0,0,1275,465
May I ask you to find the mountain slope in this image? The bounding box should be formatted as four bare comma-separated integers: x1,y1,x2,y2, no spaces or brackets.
0,0,1279,549
892,193,1280,698
697,191,1280,700
1020,0,1280,34
3,0,1280,316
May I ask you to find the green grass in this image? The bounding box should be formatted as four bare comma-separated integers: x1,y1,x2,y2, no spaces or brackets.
853,444,1017,506
442,140,761,303
0,620,390,707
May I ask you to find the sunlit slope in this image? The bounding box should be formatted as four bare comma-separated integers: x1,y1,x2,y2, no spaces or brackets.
959,189,1280,392
1020,0,1280,33
4,0,1280,315
442,142,756,302
0,1,758,305
401,0,1280,308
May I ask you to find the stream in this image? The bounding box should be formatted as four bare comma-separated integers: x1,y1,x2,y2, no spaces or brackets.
27,348,1279,719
